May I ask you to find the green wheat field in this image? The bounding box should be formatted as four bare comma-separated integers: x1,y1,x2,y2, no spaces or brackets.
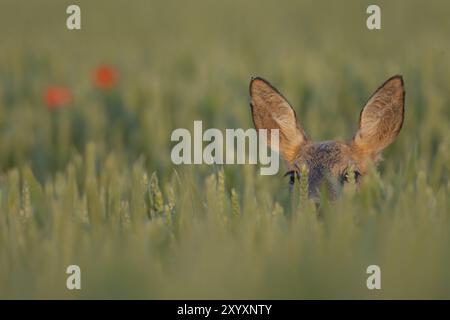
0,0,449,299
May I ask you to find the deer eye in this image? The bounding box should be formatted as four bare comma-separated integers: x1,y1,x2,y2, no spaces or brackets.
284,170,297,186
341,170,361,183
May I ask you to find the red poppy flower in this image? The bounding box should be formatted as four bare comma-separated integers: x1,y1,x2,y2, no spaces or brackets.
93,65,118,90
44,86,72,111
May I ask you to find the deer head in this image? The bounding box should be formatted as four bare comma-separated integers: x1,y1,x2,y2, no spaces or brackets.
249,75,405,200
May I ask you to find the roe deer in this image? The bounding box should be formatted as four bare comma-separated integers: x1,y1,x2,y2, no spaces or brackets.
249,75,405,200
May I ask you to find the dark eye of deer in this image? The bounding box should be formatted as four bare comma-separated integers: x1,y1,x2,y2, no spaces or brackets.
285,170,301,187
341,170,361,183
285,170,296,186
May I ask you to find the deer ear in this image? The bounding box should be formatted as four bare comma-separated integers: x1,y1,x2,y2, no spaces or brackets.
250,77,307,163
352,75,405,160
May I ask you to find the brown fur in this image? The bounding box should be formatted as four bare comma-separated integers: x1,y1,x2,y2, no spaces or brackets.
249,76,405,199
250,78,307,163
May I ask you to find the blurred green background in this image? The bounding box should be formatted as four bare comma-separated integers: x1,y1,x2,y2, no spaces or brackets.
0,0,449,299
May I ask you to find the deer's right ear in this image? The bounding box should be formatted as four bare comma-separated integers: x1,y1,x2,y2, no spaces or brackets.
249,77,308,164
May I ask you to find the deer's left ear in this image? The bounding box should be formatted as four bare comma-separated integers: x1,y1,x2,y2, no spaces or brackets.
352,75,405,160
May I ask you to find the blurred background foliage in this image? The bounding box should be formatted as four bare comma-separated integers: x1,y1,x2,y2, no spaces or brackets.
0,0,449,299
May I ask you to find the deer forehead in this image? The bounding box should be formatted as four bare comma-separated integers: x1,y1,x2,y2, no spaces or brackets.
295,141,355,174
